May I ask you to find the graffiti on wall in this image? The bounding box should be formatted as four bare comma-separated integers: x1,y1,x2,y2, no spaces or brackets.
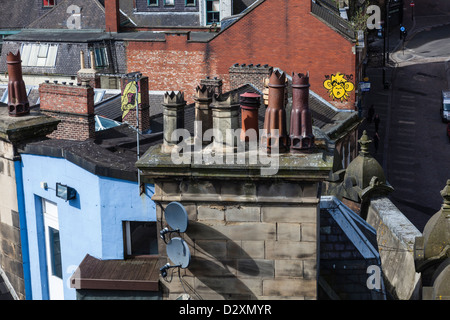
121,80,141,120
323,72,355,102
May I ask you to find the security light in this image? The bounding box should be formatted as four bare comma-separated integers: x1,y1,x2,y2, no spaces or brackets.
56,183,76,201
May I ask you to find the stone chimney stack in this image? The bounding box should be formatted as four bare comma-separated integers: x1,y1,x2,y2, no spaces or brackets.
290,72,314,152
200,76,223,97
6,51,30,117
194,84,214,145
39,81,95,141
211,92,240,149
262,69,288,153
162,91,186,153
105,0,120,33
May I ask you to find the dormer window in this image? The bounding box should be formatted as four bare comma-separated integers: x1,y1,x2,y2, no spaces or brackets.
43,0,56,7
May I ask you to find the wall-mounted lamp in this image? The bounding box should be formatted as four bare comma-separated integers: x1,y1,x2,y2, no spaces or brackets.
56,183,76,201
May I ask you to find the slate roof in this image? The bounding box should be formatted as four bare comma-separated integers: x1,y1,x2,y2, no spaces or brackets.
21,124,163,181
319,195,386,300
0,0,43,29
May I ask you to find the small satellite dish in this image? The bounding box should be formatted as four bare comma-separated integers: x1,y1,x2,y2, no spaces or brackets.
166,237,191,269
165,202,188,233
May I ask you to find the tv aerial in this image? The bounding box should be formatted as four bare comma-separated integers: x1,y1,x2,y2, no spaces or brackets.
159,202,191,278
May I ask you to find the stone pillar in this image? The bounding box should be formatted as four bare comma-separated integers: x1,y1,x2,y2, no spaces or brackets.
239,92,261,143
194,84,213,145
211,93,239,149
162,91,186,153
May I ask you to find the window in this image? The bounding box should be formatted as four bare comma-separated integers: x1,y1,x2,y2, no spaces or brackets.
124,221,158,257
206,0,220,25
21,43,58,67
164,0,174,5
148,0,158,6
43,0,56,7
185,0,195,6
93,48,109,68
49,226,63,279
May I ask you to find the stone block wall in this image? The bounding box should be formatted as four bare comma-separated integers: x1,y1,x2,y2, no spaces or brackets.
153,178,320,300
0,141,23,300
366,197,422,300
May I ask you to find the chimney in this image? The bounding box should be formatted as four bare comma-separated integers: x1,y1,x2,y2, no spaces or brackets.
194,84,214,145
77,50,100,88
261,69,288,153
239,92,261,143
105,0,120,33
39,82,95,141
120,75,150,134
290,72,314,152
211,92,240,149
200,76,223,97
6,51,30,117
161,91,186,153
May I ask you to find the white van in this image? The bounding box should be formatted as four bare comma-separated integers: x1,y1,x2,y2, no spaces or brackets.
441,91,450,122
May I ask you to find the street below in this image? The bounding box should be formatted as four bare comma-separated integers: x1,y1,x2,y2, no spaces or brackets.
363,0,450,231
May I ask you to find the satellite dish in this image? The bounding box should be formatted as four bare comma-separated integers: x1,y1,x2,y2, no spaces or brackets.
165,202,188,232
166,237,191,268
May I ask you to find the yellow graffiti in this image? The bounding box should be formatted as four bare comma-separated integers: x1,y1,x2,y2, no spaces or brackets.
323,72,355,102
121,81,141,119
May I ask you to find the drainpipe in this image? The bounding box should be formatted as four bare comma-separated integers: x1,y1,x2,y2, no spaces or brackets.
14,160,32,300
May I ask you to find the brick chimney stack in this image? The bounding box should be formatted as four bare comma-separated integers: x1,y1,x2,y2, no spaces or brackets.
39,82,95,141
7,51,30,117
105,0,120,33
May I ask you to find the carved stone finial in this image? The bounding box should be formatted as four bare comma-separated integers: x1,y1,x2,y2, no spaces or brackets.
358,130,372,155
441,179,450,210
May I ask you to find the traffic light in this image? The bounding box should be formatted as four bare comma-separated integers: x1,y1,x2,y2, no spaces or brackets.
400,26,407,40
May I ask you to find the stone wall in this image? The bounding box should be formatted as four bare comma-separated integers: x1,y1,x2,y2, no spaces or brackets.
153,178,321,300
0,140,23,300
366,197,422,300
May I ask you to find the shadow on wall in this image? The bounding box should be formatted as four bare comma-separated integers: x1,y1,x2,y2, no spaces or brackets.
185,221,260,299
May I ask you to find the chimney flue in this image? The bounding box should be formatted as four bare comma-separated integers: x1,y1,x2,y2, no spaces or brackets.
7,51,30,117
290,72,314,152
261,69,288,153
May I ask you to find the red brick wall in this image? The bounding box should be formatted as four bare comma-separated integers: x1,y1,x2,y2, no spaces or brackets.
39,83,95,140
126,0,357,110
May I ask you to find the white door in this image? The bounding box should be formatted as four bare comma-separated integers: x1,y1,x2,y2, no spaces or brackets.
42,199,64,300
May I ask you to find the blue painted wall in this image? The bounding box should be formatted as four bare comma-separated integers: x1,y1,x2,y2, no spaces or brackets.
21,154,156,300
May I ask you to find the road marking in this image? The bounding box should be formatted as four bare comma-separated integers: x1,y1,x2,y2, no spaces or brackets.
398,120,416,125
